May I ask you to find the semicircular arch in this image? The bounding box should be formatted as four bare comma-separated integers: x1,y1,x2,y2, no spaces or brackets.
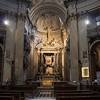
29,3,67,25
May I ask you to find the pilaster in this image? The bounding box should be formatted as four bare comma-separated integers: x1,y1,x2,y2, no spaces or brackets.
15,14,25,84
69,13,79,81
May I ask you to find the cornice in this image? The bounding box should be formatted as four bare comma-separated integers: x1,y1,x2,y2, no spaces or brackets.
77,0,100,13
0,0,18,13
0,0,27,14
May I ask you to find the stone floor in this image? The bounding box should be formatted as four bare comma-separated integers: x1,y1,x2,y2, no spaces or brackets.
25,98,56,100
25,87,56,100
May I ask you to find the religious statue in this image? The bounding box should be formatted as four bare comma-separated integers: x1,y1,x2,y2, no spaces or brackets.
44,55,54,74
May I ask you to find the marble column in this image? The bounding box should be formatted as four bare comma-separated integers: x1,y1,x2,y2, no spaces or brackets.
41,53,43,73
59,49,62,75
29,36,34,78
78,15,89,81
69,15,79,81
3,14,16,83
15,16,24,85
62,49,64,80
56,53,59,73
54,53,56,73
33,48,38,79
38,49,40,73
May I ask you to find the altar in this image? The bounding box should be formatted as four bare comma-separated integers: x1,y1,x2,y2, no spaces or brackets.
37,73,62,87
37,52,62,86
46,66,53,74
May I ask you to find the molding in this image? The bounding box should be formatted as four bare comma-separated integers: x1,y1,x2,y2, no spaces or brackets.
77,0,100,13
0,0,27,14
0,0,18,13
90,40,100,51
68,0,100,16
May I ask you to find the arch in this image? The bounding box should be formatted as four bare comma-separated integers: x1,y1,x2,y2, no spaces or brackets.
29,2,67,25
89,40,100,81
90,40,100,51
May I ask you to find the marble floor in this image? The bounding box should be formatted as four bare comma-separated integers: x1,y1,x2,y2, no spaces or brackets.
25,88,56,100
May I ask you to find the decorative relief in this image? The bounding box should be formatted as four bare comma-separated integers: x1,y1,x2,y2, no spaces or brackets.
5,49,12,64
82,58,88,64
69,13,77,20
36,12,60,32
54,0,64,5
32,0,43,5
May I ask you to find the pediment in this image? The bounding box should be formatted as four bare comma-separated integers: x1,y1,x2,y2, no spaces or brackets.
36,41,62,50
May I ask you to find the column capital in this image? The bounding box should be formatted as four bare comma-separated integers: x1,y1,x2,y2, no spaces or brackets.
16,13,25,21
69,13,77,21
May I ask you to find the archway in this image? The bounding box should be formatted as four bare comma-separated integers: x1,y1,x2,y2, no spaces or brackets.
90,40,100,81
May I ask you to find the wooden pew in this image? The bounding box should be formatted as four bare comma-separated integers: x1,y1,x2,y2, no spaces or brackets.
10,85,39,95
0,96,14,100
56,95,100,100
55,91,99,96
0,90,25,100
55,90,91,92
0,85,38,100
54,82,77,91
54,90,91,93
10,85,34,93
0,93,20,100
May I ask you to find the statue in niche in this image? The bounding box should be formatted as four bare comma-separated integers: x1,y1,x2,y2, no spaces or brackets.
46,65,53,74
44,55,54,74
45,55,53,66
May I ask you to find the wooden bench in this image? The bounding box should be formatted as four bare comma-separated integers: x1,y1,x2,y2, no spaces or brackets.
56,95,100,100
55,91,99,96
54,82,77,92
0,93,20,100
0,96,14,100
0,90,25,100
10,85,34,93
54,90,91,93
54,89,91,96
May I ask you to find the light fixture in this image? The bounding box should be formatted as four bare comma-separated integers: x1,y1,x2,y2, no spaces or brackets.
97,21,100,26
4,19,9,25
85,19,90,25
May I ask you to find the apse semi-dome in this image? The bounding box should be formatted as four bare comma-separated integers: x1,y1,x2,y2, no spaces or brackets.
36,13,61,32
28,2,67,29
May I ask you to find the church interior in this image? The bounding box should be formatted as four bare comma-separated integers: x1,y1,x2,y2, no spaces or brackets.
0,0,100,100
